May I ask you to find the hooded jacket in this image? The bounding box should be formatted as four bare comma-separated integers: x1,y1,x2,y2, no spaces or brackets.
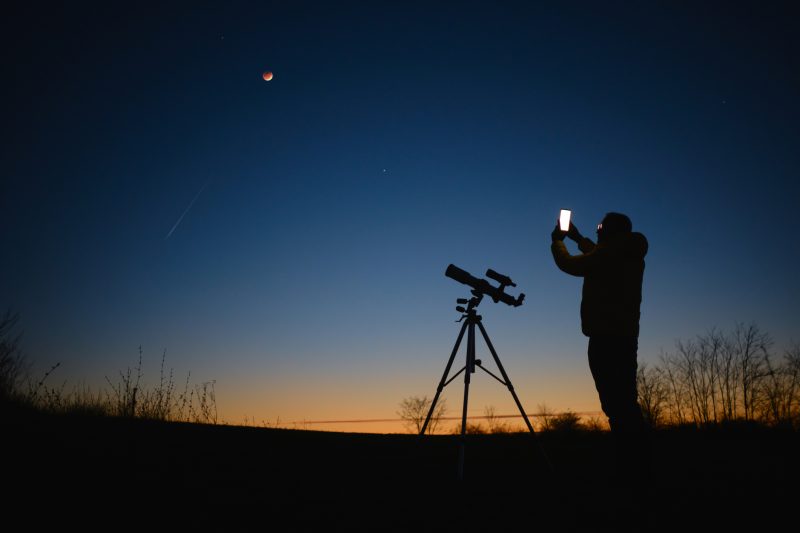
551,231,648,337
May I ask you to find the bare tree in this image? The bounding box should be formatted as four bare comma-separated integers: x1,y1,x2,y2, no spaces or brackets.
761,343,800,426
699,328,726,422
659,350,689,425
676,338,718,424
657,325,773,426
535,403,555,431
671,329,728,425
717,331,740,421
398,395,447,434
634,324,799,427
731,323,771,421
637,362,669,427
787,343,800,426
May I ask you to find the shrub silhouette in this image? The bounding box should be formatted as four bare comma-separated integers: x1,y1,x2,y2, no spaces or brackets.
398,395,447,434
0,310,28,406
549,410,583,432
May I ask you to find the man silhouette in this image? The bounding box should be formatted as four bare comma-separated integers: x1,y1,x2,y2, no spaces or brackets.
550,212,651,521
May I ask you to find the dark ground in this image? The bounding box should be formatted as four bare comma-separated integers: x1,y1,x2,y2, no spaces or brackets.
7,409,799,532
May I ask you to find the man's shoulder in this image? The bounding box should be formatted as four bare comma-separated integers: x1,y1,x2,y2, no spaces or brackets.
609,232,648,258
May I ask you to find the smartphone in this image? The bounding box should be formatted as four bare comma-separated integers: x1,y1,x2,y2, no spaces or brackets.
559,209,571,232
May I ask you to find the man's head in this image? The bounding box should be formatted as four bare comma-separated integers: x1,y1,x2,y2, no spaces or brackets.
596,212,632,243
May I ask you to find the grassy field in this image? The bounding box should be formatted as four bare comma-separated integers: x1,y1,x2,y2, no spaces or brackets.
7,407,798,532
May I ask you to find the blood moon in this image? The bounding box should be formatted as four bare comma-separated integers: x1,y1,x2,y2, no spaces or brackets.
262,71,274,81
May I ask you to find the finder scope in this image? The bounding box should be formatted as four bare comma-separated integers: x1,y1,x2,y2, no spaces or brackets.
445,264,525,307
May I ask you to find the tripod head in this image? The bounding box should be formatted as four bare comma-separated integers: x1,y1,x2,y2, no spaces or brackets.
455,291,483,317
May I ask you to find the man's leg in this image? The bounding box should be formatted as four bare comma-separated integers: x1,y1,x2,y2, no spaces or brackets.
588,336,652,526
587,336,644,433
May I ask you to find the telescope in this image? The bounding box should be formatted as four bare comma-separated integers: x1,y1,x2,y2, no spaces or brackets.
423,264,551,480
445,264,525,307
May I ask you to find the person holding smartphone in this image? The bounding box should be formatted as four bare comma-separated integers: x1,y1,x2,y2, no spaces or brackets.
550,212,651,524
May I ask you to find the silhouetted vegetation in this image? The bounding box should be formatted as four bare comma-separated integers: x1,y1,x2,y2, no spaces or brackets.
548,410,583,432
1,310,217,423
449,421,487,434
405,323,799,435
6,306,799,436
638,323,800,428
398,395,447,433
535,403,557,431
6,308,800,531
483,405,518,433
0,310,28,406
448,405,525,434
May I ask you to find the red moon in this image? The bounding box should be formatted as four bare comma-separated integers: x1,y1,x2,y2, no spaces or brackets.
262,71,273,81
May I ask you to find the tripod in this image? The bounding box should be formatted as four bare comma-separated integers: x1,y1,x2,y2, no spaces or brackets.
420,292,552,479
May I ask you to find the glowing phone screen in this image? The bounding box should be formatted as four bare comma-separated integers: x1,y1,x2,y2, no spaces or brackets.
559,209,571,232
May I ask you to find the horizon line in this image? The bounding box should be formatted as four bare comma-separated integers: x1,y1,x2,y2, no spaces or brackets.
283,411,604,425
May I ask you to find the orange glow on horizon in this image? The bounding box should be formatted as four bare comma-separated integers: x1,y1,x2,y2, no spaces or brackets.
230,411,605,434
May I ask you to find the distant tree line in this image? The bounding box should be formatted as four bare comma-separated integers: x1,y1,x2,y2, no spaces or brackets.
637,323,800,428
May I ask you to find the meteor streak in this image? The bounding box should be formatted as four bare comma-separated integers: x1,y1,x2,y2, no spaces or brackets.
165,179,211,240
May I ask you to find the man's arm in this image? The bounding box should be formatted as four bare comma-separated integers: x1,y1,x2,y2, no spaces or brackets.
577,236,595,254
567,222,596,254
551,239,603,277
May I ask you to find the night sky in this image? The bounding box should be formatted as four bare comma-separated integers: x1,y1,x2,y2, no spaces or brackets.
3,1,799,431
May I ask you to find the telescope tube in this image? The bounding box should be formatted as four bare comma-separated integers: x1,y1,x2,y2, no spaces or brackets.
445,264,524,306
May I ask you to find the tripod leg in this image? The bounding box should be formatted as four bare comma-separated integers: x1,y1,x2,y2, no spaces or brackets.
477,321,555,472
476,321,534,432
458,320,476,480
420,319,469,435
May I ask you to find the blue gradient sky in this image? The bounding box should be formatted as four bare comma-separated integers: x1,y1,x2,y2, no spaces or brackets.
3,1,799,431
